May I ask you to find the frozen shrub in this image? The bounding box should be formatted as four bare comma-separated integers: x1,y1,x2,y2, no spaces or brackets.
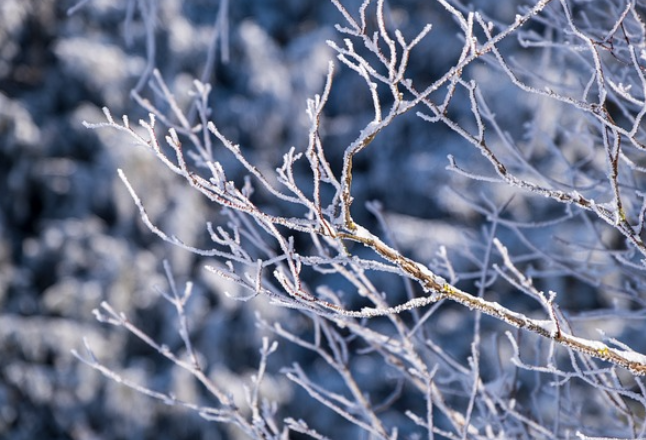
76,0,646,438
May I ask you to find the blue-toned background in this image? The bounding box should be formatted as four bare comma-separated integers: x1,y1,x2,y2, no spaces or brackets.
3,0,640,439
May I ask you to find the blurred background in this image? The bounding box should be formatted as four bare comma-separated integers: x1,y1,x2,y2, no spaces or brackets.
2,0,643,439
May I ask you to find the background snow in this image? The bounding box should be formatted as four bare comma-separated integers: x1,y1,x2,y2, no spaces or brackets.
1,0,645,439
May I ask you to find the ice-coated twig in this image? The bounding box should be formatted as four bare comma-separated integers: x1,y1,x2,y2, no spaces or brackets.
78,0,646,437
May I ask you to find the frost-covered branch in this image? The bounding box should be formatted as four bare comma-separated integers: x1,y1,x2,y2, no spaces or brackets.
77,0,646,438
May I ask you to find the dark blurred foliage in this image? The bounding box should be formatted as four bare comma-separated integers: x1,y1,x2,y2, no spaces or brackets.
2,0,640,439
